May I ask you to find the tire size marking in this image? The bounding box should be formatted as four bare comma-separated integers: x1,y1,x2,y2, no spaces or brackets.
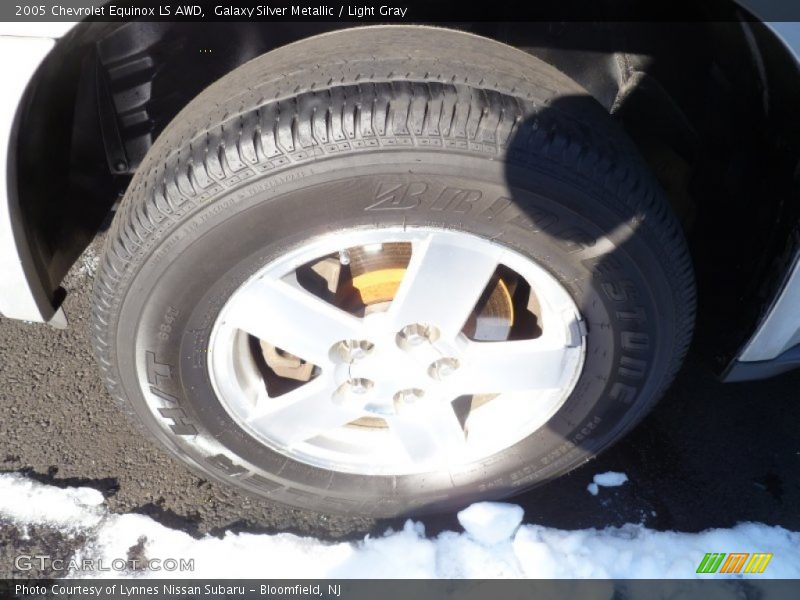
157,306,180,342
144,351,198,436
510,415,604,486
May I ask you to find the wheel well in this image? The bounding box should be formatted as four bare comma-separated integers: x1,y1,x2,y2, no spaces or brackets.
14,16,800,368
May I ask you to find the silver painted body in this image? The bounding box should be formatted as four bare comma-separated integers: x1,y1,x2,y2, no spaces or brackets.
0,17,798,368
739,254,800,361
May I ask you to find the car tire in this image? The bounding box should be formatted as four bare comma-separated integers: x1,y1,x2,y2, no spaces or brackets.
91,25,695,517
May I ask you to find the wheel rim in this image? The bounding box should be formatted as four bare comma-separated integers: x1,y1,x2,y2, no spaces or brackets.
208,227,586,475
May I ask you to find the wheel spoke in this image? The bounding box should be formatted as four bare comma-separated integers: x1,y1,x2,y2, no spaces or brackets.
247,377,361,447
223,275,362,365
388,399,467,464
456,337,572,395
387,234,499,339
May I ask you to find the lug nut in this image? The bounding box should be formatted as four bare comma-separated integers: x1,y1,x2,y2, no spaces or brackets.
348,378,373,394
393,388,425,412
330,339,374,363
393,388,425,404
333,378,375,405
428,357,460,380
396,323,440,350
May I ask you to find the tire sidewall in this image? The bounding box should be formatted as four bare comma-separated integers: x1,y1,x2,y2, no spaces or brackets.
114,151,675,515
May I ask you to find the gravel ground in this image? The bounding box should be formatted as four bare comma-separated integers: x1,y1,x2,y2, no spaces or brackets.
2,237,799,576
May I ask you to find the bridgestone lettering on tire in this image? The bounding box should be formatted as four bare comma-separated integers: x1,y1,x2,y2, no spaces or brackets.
91,26,695,516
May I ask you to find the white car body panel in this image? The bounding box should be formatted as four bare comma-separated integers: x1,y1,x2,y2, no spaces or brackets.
0,33,60,321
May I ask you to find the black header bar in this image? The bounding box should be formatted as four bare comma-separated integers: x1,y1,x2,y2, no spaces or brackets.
3,0,800,23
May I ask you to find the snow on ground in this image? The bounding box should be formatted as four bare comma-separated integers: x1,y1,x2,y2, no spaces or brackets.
587,471,630,496
457,501,524,545
1,472,799,579
0,473,105,528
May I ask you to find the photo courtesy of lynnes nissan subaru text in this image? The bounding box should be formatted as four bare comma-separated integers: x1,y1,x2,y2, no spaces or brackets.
1,1,799,516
